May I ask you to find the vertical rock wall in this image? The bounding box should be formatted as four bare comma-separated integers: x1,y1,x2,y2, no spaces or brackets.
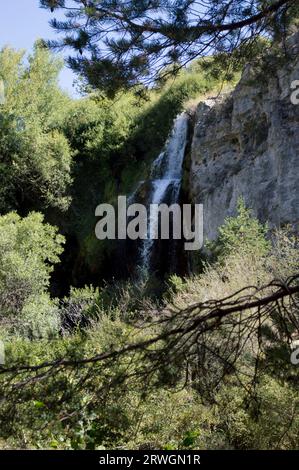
190,36,299,241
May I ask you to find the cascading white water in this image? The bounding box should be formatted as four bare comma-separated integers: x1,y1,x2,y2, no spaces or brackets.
140,112,189,271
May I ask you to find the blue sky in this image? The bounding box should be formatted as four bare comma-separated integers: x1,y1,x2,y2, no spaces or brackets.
0,0,78,97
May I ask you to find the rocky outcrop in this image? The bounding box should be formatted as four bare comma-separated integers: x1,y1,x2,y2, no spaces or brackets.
190,36,299,241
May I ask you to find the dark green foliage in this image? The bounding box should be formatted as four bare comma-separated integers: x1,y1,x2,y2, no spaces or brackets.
209,198,270,262
40,0,295,95
0,44,73,214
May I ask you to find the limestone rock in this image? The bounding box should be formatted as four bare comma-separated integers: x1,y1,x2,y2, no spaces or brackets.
190,38,299,241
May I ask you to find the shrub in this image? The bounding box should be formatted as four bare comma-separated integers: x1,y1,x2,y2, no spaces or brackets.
17,293,61,339
0,212,64,325
209,198,270,261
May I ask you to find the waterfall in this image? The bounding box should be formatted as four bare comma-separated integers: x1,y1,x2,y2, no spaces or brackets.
138,112,189,272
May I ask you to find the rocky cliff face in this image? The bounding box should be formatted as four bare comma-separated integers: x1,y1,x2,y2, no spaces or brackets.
190,36,299,242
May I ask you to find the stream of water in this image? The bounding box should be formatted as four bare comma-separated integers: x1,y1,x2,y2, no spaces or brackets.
139,112,189,272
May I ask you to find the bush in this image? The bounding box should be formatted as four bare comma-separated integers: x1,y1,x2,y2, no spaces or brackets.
17,294,61,339
61,286,100,331
0,212,64,329
209,198,270,262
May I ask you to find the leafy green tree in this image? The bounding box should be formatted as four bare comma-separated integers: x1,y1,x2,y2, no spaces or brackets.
0,43,73,213
40,0,296,95
0,212,64,316
211,198,270,261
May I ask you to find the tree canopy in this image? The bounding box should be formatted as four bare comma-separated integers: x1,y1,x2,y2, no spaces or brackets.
40,0,298,95
0,43,73,213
